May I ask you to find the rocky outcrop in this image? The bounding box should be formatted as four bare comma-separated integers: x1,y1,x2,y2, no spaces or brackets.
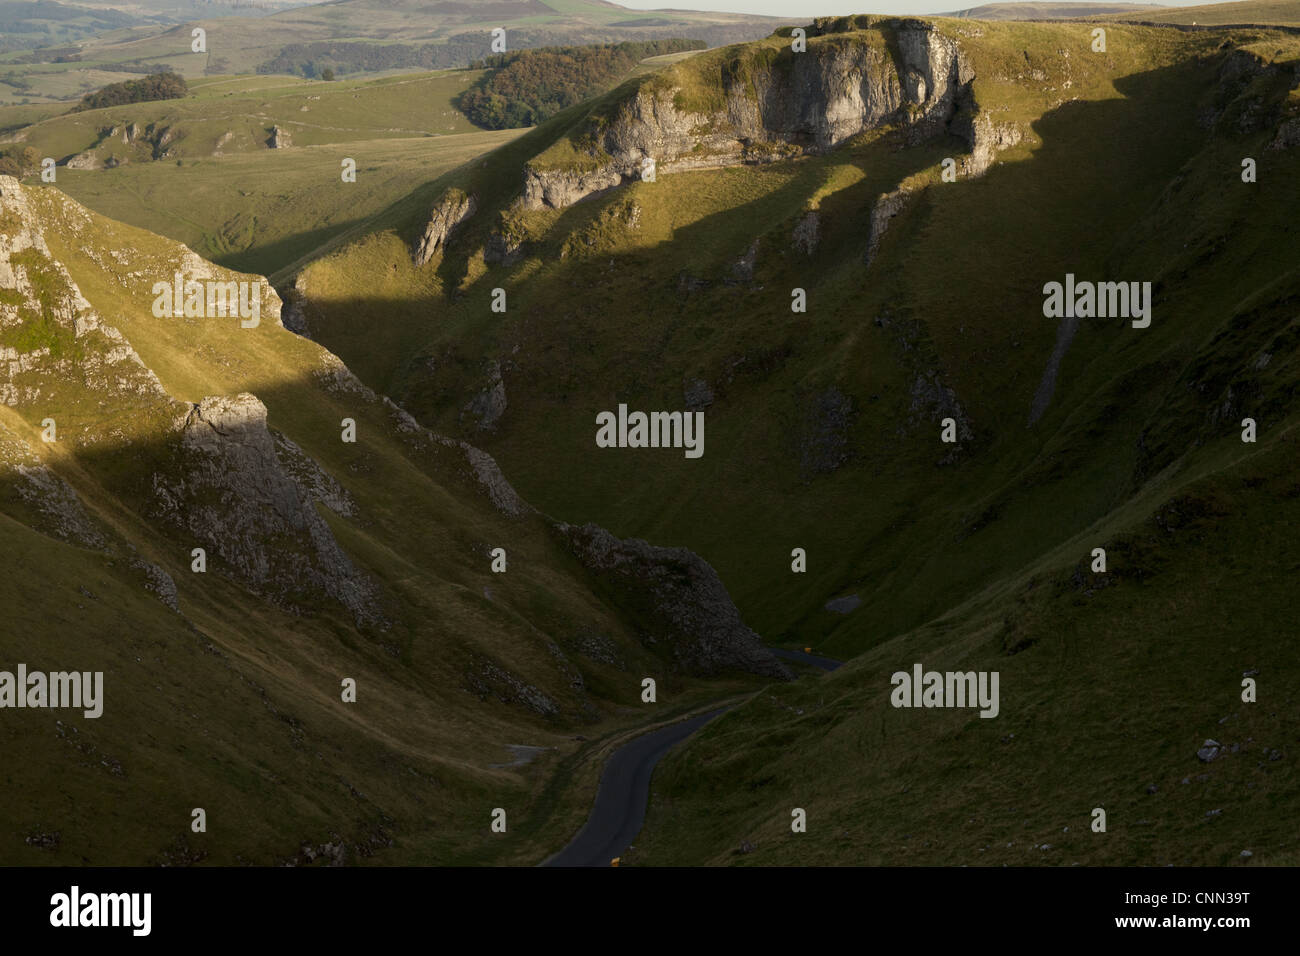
314,346,790,680
153,393,383,626
412,189,476,266
131,559,179,611
273,431,357,517
959,109,1023,176
523,20,977,211
684,378,715,410
278,275,311,337
0,420,108,551
268,126,292,149
791,210,820,255
0,176,170,411
461,359,507,431
864,185,916,267
463,655,560,717
64,151,101,171
1269,116,1300,150
556,522,793,680
483,230,525,266
798,386,856,479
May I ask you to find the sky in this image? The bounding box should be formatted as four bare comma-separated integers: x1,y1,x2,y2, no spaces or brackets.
606,0,1235,17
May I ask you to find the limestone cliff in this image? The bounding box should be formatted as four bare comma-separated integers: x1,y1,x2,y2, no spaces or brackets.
522,20,1004,211
555,522,793,680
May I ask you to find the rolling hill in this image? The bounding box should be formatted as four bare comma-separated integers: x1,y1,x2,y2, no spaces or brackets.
1,0,785,104
282,12,1300,863
0,171,788,865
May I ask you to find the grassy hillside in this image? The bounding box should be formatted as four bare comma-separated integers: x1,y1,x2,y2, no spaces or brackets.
943,3,1161,19
0,0,785,104
0,70,522,277
288,15,1300,863
1102,0,1300,26
0,176,780,865
634,426,1300,865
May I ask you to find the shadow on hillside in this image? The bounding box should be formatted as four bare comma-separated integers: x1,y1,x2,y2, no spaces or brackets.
291,51,1294,653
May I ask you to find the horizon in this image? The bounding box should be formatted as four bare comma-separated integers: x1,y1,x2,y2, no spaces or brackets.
604,0,1243,20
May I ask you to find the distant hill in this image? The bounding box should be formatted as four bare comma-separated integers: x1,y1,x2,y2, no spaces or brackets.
941,0,1300,25
2,0,786,104
942,2,1162,19
1100,0,1300,25
0,69,523,277
284,14,1300,865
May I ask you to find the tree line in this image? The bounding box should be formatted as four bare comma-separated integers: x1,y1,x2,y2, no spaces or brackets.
458,39,704,130
70,71,187,113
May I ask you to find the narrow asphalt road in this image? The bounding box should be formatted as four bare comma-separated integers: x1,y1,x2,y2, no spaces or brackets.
543,707,732,867
544,647,842,867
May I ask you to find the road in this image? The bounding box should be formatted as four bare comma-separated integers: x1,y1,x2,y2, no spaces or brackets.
544,647,842,867
543,707,732,867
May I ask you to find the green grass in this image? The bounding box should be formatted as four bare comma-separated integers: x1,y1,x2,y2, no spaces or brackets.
0,0,786,105
291,17,1300,863
0,69,524,278
0,180,777,865
1101,0,1300,26
632,429,1300,865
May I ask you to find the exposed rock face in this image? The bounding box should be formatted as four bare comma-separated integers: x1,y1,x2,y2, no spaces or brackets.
0,176,170,411
791,210,820,255
1202,49,1300,137
875,307,974,455
153,393,383,626
1269,116,1300,150
556,522,793,680
65,152,101,171
463,655,560,717
412,190,476,266
523,20,981,211
483,230,525,266
864,186,915,267
461,359,507,431
960,109,1023,176
798,386,856,479
131,559,179,611
910,368,974,449
1,422,108,550
278,275,311,338
268,126,292,149
863,105,1018,268
684,378,715,410
273,431,357,517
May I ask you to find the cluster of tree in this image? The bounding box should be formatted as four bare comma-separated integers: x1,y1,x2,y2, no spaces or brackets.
0,145,40,177
70,71,187,113
459,39,704,130
257,35,497,78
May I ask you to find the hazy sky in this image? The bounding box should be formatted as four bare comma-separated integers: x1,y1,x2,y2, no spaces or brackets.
607,0,1233,18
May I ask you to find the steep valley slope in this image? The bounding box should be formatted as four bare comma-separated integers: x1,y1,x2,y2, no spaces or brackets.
0,174,788,865
291,14,1300,863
